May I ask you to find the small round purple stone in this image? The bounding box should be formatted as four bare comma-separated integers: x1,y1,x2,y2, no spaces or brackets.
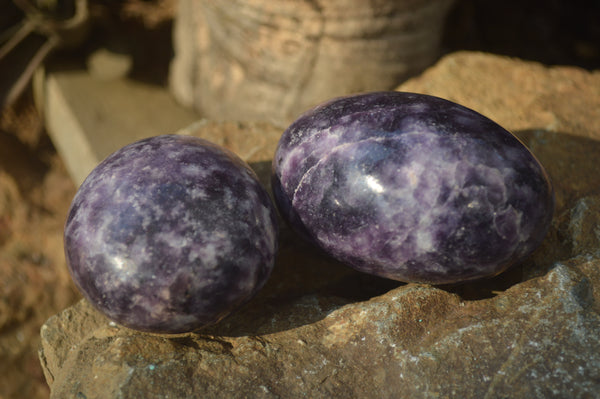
272,91,554,284
65,135,278,333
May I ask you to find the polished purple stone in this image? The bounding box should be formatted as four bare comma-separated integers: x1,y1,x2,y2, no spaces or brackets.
65,135,278,333
272,92,554,284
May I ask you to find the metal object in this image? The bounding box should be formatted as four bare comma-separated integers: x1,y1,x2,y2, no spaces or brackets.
0,0,89,107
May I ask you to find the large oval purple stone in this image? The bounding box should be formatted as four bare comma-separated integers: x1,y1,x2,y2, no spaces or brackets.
65,135,278,333
272,92,554,284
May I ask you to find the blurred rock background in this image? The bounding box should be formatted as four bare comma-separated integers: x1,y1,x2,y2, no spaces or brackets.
1,0,599,398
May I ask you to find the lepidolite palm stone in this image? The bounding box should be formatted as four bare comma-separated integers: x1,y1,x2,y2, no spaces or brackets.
272,92,554,284
64,135,278,333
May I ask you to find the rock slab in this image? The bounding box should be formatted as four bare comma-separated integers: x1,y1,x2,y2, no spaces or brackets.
40,52,600,398
40,264,600,398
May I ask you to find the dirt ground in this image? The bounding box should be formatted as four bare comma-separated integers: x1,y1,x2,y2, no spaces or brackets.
0,0,597,398
0,97,79,398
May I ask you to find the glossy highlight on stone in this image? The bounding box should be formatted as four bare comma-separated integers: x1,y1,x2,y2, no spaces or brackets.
272,91,554,284
64,135,278,333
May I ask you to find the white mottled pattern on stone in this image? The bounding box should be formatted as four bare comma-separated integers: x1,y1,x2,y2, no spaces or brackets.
272,92,554,284
64,135,278,333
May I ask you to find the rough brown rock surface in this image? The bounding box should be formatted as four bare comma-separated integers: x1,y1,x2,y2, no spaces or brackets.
0,96,80,399
40,52,600,398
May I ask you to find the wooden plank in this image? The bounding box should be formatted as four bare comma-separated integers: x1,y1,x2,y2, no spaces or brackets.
42,68,199,186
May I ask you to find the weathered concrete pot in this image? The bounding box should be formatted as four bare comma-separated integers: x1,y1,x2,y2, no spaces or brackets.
170,0,455,125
